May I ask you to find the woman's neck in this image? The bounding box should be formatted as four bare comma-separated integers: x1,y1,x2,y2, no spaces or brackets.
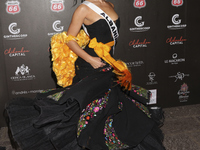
86,0,106,3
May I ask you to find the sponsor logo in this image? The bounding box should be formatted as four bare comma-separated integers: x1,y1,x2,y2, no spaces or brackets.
148,89,157,105
129,39,151,48
172,14,181,25
126,61,144,67
166,36,187,45
164,53,185,65
48,20,64,36
133,0,146,9
12,89,43,95
167,14,187,30
5,0,21,15
51,0,65,12
9,22,20,34
130,16,150,32
169,72,189,82
178,83,190,102
172,0,183,7
147,72,158,85
53,20,64,32
10,64,36,81
4,22,28,40
4,47,30,57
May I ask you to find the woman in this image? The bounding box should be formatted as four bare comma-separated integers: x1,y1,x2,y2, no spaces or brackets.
5,0,165,150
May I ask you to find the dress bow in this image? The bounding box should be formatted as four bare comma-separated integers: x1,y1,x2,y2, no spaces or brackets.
89,38,132,90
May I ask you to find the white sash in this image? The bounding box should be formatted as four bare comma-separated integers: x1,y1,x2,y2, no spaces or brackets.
82,1,119,54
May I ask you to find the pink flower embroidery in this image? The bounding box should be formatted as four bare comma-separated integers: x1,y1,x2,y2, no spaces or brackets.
94,107,99,112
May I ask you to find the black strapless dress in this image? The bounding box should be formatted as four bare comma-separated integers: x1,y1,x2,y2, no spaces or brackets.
5,19,165,150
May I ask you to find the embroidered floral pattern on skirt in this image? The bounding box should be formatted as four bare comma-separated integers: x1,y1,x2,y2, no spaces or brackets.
131,99,151,118
41,88,56,93
132,84,150,99
104,115,129,150
47,90,65,101
77,89,111,137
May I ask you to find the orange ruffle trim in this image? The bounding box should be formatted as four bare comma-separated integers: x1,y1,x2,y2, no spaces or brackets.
51,30,90,87
51,30,132,90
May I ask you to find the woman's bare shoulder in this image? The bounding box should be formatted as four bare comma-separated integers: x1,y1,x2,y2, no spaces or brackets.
74,3,89,14
107,2,114,8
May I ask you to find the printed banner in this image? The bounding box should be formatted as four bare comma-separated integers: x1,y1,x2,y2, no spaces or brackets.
0,0,200,126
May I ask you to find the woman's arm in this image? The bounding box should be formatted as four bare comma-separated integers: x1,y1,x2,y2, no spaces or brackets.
67,5,105,69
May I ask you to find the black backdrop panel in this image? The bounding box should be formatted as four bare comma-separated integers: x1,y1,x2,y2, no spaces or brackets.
0,0,200,127
111,0,200,107
0,19,9,127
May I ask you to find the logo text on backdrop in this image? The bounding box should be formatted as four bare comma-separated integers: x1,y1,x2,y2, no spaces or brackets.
172,0,183,7
51,0,65,12
5,0,21,15
133,0,146,9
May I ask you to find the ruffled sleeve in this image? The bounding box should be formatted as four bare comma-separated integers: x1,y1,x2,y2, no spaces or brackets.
51,30,90,87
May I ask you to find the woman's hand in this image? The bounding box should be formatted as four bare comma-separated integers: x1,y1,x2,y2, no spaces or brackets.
87,56,106,69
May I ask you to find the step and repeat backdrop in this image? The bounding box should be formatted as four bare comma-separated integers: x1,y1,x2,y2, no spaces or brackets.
0,0,200,126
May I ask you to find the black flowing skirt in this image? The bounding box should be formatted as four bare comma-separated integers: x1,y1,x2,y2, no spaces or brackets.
5,66,165,150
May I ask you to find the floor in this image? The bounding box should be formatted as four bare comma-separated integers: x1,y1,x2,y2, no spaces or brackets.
0,103,200,150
